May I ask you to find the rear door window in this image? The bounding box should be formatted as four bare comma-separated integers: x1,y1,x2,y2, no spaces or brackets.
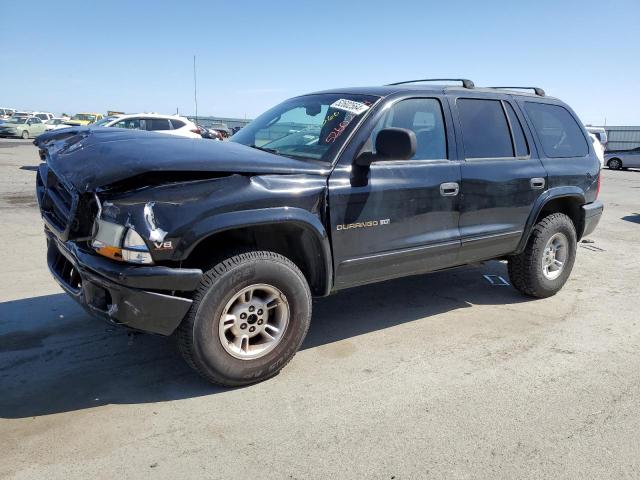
146,118,171,131
457,98,513,158
524,102,588,158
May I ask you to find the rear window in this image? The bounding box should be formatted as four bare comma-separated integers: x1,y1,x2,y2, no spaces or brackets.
524,102,588,158
457,98,513,158
170,119,185,129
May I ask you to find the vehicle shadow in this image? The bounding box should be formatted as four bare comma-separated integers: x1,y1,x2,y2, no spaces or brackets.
0,261,529,419
621,213,640,224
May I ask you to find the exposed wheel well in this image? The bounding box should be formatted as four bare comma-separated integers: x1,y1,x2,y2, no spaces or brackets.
183,223,330,296
535,196,583,239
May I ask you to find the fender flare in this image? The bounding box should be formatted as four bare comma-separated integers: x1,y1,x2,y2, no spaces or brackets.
175,207,333,296
514,187,586,254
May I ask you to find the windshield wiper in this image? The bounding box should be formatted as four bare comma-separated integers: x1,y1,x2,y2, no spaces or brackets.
249,145,279,154
249,144,309,161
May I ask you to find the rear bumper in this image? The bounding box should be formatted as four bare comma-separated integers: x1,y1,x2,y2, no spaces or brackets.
46,232,202,335
582,200,603,238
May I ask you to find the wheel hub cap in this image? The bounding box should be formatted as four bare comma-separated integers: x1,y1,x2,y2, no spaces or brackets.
218,284,289,360
541,232,568,280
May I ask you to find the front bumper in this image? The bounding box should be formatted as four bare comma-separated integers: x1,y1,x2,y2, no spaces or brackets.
582,200,603,238
46,232,202,335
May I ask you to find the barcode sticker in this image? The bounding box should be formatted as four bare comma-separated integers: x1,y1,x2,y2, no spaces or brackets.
330,99,370,115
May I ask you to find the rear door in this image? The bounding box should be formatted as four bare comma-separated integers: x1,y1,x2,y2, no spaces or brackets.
520,100,599,200
328,96,462,289
449,94,547,262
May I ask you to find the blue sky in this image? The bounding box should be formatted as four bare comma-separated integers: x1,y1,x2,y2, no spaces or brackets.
1,0,638,125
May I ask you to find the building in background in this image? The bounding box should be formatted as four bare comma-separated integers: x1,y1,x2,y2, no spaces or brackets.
595,126,640,151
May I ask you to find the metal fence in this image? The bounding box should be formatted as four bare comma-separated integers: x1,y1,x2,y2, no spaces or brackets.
187,116,252,130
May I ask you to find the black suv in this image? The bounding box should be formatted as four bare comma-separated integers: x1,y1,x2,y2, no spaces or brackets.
35,79,603,386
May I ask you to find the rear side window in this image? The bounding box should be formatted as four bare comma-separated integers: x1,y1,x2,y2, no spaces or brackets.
170,119,185,129
524,102,588,158
457,98,513,158
504,103,529,157
146,118,171,131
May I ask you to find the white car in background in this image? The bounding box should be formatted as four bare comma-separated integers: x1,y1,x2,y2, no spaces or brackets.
44,118,71,130
586,126,607,148
97,113,201,138
0,107,16,119
32,112,54,122
588,133,605,168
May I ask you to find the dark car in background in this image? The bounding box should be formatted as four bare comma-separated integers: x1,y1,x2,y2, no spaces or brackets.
197,124,223,140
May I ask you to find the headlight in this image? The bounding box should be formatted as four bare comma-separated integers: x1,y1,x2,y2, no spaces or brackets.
91,218,154,264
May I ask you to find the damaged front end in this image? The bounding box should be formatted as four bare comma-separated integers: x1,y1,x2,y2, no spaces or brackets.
36,127,328,335
36,152,205,336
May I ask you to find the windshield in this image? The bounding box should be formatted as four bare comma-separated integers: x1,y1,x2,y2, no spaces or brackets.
231,93,379,163
72,114,97,121
8,117,27,124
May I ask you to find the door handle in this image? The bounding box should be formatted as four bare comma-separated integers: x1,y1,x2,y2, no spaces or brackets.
530,178,546,189
440,182,459,196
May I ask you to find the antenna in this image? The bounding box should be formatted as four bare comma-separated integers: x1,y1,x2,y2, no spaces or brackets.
193,55,198,123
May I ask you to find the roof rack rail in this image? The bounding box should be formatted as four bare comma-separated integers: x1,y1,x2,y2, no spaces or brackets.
387,78,475,89
489,86,545,97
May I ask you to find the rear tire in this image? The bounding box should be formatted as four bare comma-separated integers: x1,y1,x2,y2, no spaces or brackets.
508,213,577,298
608,158,622,170
21,130,29,140
177,250,312,386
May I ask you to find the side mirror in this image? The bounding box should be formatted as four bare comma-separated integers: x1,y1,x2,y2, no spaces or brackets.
351,128,416,186
375,127,416,160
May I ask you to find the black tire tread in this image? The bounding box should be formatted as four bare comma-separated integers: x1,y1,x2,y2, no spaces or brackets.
508,213,576,298
176,249,311,386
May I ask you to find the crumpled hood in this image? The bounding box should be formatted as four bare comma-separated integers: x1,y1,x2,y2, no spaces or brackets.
38,127,329,193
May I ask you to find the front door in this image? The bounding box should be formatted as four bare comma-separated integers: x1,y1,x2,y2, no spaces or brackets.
328,96,462,290
449,95,548,262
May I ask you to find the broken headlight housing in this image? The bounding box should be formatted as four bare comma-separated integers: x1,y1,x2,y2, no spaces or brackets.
91,218,154,265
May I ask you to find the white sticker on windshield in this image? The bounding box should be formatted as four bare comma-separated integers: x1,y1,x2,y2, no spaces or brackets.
330,99,370,115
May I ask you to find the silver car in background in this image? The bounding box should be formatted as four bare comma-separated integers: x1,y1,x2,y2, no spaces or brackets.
605,147,640,170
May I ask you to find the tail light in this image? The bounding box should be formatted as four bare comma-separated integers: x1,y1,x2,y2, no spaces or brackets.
191,128,201,135
596,172,601,199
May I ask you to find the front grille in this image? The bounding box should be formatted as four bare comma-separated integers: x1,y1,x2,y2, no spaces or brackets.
48,242,82,293
37,166,79,240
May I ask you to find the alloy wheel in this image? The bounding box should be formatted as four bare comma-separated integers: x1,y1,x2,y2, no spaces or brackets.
218,283,289,360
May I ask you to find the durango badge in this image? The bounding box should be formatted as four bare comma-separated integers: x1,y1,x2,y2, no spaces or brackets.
336,219,390,231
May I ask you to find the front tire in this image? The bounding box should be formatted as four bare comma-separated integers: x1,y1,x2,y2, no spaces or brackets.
508,213,577,298
608,158,622,170
177,250,312,386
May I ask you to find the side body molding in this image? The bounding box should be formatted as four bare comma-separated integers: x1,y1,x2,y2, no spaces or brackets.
175,207,334,296
514,186,586,254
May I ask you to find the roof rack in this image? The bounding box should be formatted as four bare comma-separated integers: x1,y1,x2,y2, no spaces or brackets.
386,78,475,89
489,86,545,97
